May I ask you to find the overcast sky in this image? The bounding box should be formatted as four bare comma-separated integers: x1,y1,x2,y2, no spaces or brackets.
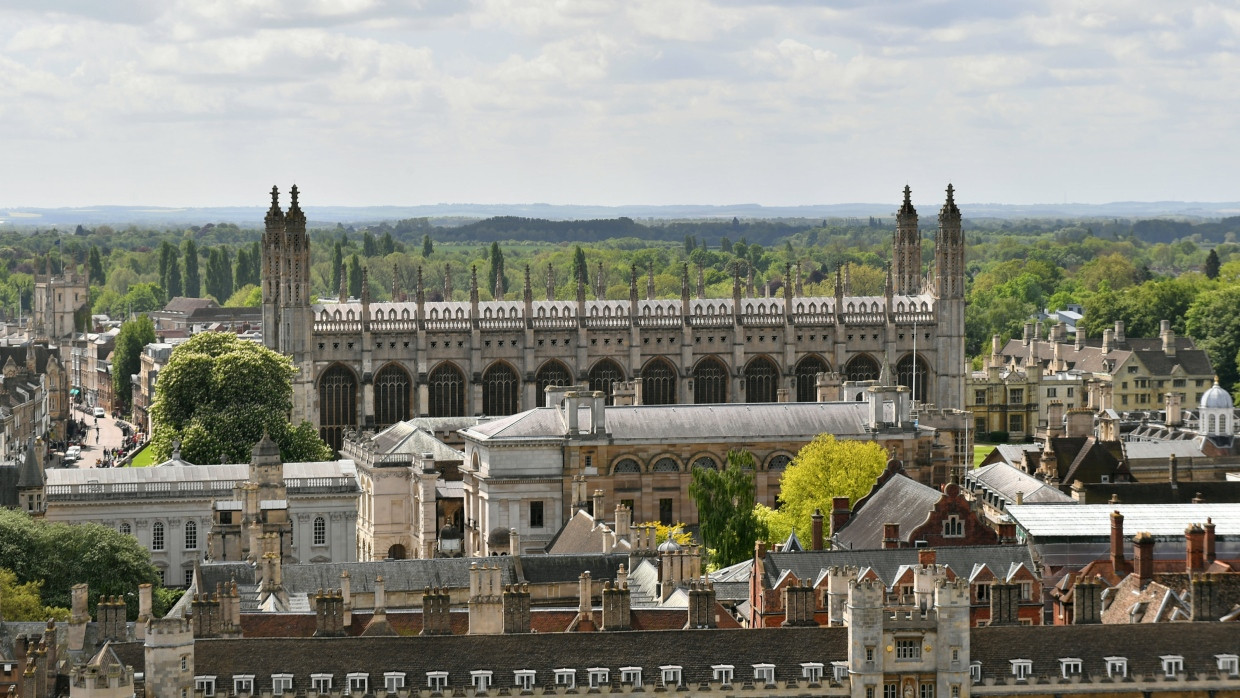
1,1,1237,209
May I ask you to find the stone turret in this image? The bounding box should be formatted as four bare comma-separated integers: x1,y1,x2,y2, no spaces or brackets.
143,618,194,698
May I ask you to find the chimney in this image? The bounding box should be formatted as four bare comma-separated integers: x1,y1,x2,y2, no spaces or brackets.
566,391,580,434
591,489,605,518
811,509,824,551
1133,532,1154,586
1075,328,1085,350
882,523,900,549
502,584,531,634
592,391,607,433
68,583,89,652
468,564,504,635
1114,320,1125,344
600,581,631,631
1166,392,1182,427
755,540,767,560
918,548,937,567
340,571,352,627
1205,518,1217,562
998,522,1017,545
987,582,1021,626
830,497,851,537
684,580,717,629
578,571,593,618
313,589,346,637
136,583,153,640
1110,511,1127,572
1161,320,1176,357
1102,329,1113,354
420,587,452,636
1022,322,1033,345
781,579,817,627
1072,578,1103,624
614,504,632,541
509,528,521,557
1190,574,1218,622
1169,454,1179,490
1186,524,1206,573
99,596,127,643
1047,401,1065,438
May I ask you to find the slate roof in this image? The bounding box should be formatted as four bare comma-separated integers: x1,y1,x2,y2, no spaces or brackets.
45,460,357,486
0,343,60,375
758,545,1038,589
160,297,219,315
1078,480,1240,504
16,438,42,488
966,462,1074,505
1122,440,1207,461
521,553,629,584
110,626,846,694
544,510,632,555
366,422,463,462
835,473,942,550
1007,503,1240,541
0,465,18,507
282,556,519,595
971,623,1240,681
464,402,874,444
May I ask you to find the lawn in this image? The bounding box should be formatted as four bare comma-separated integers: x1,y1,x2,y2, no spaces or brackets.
128,444,157,467
973,444,993,467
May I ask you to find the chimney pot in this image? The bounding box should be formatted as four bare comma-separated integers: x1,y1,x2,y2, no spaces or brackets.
811,509,824,551
1110,510,1126,573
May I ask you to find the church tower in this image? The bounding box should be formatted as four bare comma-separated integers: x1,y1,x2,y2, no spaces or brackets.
933,184,966,410
261,185,314,421
893,185,921,295
261,186,284,351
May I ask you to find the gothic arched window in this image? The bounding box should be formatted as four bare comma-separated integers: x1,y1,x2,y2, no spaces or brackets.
373,363,412,430
641,358,677,405
318,363,358,453
794,355,829,403
844,354,880,383
744,356,780,403
428,363,466,418
767,454,792,471
693,357,729,404
897,353,930,404
536,361,573,406
692,456,718,470
482,362,519,416
587,359,625,405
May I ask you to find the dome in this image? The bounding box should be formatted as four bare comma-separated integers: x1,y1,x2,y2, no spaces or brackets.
487,527,511,547
439,523,462,541
1200,379,1233,410
657,538,681,553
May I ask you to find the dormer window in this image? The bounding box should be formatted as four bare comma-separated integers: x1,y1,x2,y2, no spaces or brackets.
195,676,216,697
383,673,405,694
620,668,642,687
1010,660,1032,681
970,663,982,683
1161,656,1184,678
271,675,293,696
1218,655,1240,676
1105,657,1127,678
942,515,964,537
513,670,535,691
233,675,255,696
752,664,775,686
587,668,609,689
345,674,367,695
426,671,448,692
311,674,332,694
810,662,831,683
554,669,575,689
712,665,734,687
1060,658,1082,678
659,666,682,687
470,671,492,692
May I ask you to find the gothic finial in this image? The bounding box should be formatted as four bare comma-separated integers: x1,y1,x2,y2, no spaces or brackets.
546,262,555,301
270,186,279,208
471,265,478,291
416,265,424,299
696,263,705,299
939,183,960,222
647,261,655,301
524,264,532,292
899,184,916,217
361,266,370,304
290,184,299,206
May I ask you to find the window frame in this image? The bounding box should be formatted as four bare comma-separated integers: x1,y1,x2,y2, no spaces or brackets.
345,673,367,695
470,670,492,692
587,668,609,689
185,520,198,550
1218,655,1240,676
310,674,332,694
1161,655,1184,678
383,672,405,694
513,670,535,691
553,669,575,689
1104,657,1127,678
1011,660,1032,681
752,664,775,686
920,682,935,698
970,662,982,683
233,675,255,696
152,521,166,551
711,665,734,686
271,675,293,696
529,501,544,529
807,662,829,683
619,667,642,687
426,671,448,692
896,638,922,661
195,676,217,697
313,516,327,546
1059,658,1082,678
659,666,682,687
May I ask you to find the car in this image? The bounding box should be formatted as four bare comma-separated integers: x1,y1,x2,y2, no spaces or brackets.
93,407,106,419
64,446,81,463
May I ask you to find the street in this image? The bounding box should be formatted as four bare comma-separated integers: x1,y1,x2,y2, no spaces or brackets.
65,404,140,468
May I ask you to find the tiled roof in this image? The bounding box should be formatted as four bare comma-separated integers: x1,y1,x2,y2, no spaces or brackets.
365,422,463,462
966,462,1074,505
759,545,1037,589
1007,502,1240,540
836,473,942,550
544,510,631,555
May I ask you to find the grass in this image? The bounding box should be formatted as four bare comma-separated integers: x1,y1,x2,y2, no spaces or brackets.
129,444,157,467
973,444,993,468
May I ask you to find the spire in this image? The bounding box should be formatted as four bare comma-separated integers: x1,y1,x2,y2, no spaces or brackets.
493,260,504,301
17,436,41,488
391,272,400,302
898,184,916,217
629,264,638,302
696,264,705,299
285,184,305,226
361,266,370,305
680,263,690,299
523,264,532,302
546,263,555,301
416,266,425,304
746,263,755,298
647,262,655,301
443,263,453,301
939,183,960,223
264,186,283,225
470,265,479,295
595,261,605,298
794,261,803,296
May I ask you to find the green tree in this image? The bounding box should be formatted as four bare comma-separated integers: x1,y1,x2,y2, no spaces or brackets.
1186,285,1240,390
158,240,175,287
234,247,253,288
488,242,506,296
205,246,233,303
720,236,732,253
688,449,764,568
0,568,70,621
148,332,332,464
1204,249,1221,280
224,284,262,307
363,231,377,257
754,434,887,544
331,241,344,294
573,246,588,284
112,314,156,410
87,245,105,286
164,257,183,300
348,254,363,298
183,239,200,298
379,232,396,256
422,234,434,258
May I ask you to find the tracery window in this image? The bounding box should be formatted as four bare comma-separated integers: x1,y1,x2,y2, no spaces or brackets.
428,363,466,418
373,364,412,429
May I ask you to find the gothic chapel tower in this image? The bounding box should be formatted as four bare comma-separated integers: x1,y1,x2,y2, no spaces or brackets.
262,186,314,420
893,185,921,296
933,184,966,410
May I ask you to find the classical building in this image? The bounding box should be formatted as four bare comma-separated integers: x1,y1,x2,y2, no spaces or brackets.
459,384,951,556
42,441,360,588
260,185,968,454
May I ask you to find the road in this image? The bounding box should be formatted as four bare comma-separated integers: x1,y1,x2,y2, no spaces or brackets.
64,405,139,468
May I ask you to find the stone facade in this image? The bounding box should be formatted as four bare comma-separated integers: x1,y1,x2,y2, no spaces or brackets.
32,267,89,342
260,185,968,456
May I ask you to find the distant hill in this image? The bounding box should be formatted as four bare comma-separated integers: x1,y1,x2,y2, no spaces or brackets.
2,201,1239,228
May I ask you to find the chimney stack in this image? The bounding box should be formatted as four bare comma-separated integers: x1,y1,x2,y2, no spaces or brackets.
1114,320,1125,344
1133,532,1155,587
1190,574,1218,621
1161,319,1176,357
136,583,153,640
830,497,851,537
1102,329,1113,354
591,489,605,518
1186,524,1206,573
421,587,452,636
987,582,1021,626
781,579,817,627
1110,510,1126,573
1166,392,1182,427
614,504,632,541
313,589,346,637
68,583,89,652
1205,518,1216,562
684,580,717,629
998,522,1017,544
1072,578,1103,624
811,509,824,551
918,548,937,567
600,581,631,631
882,523,900,549
1169,454,1179,489
502,584,531,634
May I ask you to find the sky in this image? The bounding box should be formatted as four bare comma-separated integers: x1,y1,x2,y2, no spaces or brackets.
1,1,1238,209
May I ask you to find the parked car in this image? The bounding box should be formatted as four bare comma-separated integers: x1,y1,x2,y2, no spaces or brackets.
93,406,106,419
64,445,81,463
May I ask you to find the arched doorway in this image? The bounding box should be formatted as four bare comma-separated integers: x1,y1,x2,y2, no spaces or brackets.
641,358,677,405
693,356,729,404
428,363,466,417
318,364,358,453
387,544,407,560
373,363,412,430
535,360,573,406
897,353,930,404
588,359,625,404
844,354,880,383
744,356,780,403
794,355,829,402
482,362,520,416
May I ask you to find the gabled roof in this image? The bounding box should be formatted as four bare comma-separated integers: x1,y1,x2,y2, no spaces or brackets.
367,422,463,463
544,509,631,555
966,461,1074,505
836,471,941,550
160,297,219,315
758,545,1037,590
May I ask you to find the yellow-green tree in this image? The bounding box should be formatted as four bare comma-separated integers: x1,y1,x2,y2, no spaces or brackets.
637,522,693,547
0,568,69,621
754,434,887,544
